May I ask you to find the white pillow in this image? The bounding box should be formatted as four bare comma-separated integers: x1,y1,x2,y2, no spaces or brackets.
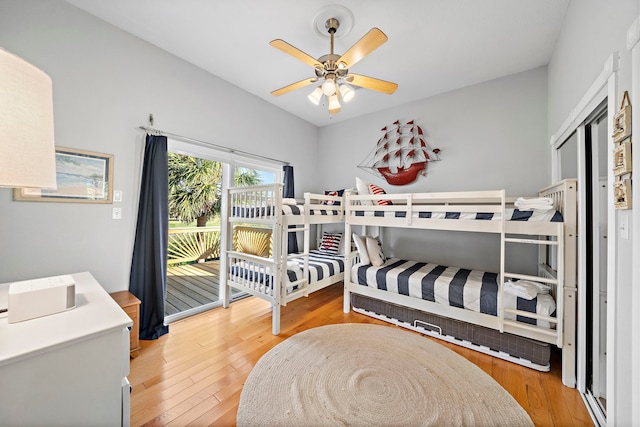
352,234,370,264
366,236,386,267
355,177,373,206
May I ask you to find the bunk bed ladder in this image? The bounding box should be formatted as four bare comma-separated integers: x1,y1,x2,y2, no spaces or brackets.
283,224,311,301
271,187,283,335
498,190,506,334
502,222,564,348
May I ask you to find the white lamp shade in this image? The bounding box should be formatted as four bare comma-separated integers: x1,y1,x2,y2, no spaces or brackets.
307,86,323,105
328,94,340,114
321,79,336,96
339,84,355,102
0,48,57,189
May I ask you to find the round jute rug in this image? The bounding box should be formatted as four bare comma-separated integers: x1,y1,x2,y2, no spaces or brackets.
237,323,533,427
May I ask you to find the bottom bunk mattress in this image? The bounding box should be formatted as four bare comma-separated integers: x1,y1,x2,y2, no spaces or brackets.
230,250,344,295
350,293,551,366
352,258,556,328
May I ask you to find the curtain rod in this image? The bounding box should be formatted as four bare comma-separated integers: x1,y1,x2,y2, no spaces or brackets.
138,126,290,166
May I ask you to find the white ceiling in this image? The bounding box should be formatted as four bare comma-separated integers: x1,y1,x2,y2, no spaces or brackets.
64,0,570,128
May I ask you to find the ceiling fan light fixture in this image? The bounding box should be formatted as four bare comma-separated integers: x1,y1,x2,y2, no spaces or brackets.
339,84,355,102
307,86,323,105
321,78,336,96
328,93,340,111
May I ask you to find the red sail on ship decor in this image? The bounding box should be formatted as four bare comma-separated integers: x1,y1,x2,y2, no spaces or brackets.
358,120,441,185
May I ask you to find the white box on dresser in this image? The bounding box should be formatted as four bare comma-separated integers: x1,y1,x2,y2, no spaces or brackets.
0,272,132,427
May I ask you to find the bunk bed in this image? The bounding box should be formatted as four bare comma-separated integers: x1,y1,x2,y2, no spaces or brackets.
222,184,348,335
343,179,577,384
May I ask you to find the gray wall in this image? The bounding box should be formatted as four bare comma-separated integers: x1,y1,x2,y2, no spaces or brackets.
317,67,548,272
0,0,318,291
547,0,638,424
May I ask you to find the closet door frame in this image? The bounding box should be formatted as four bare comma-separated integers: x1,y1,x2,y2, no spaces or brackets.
626,17,640,427
549,53,618,424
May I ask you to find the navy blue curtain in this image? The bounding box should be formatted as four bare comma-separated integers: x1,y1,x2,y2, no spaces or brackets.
129,134,170,340
282,165,299,253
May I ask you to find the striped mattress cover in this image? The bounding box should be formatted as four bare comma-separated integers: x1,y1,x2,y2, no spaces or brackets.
230,250,344,294
351,208,563,222
352,258,556,328
232,205,341,218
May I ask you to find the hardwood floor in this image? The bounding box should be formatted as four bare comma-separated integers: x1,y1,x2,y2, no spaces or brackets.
129,283,593,426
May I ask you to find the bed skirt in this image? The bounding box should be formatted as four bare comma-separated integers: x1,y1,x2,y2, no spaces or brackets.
350,293,550,366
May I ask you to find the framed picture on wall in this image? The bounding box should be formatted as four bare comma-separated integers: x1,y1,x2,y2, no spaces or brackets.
13,147,114,203
614,178,632,210
612,91,632,143
613,139,632,176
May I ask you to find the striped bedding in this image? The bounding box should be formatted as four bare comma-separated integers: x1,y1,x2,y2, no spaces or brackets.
232,205,341,217
352,208,563,222
230,250,344,294
286,250,345,289
352,258,556,328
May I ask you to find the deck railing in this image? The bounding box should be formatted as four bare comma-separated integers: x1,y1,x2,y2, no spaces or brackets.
167,225,273,265
168,226,221,265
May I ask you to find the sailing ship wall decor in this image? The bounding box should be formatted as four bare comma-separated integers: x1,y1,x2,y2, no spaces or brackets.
359,120,441,186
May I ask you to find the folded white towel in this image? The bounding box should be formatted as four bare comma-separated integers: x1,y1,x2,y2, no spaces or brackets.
515,197,554,211
517,204,554,211
504,279,550,300
287,260,301,270
515,197,553,206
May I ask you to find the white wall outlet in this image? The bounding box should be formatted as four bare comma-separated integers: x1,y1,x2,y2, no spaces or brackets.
113,190,122,202
112,207,122,220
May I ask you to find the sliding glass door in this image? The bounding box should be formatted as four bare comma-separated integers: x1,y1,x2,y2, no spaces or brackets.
164,138,280,322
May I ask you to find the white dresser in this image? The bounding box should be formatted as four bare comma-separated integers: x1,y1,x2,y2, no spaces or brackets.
0,272,132,426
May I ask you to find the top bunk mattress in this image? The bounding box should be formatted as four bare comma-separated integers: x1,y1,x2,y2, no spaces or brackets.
232,205,342,218
351,208,563,222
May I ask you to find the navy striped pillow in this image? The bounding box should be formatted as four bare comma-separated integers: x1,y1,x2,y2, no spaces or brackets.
323,189,344,205
318,232,342,254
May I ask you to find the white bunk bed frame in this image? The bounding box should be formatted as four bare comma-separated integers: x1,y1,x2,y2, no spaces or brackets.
343,179,577,383
222,183,346,335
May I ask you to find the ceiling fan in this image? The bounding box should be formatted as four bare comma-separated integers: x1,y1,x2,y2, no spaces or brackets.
270,17,398,114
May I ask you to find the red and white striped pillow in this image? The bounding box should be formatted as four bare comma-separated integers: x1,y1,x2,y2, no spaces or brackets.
368,183,392,206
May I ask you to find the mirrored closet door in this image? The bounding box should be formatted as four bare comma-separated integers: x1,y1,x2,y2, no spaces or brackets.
556,100,608,426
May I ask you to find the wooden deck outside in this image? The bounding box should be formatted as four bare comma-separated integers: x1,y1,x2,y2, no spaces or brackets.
165,225,272,319
166,260,244,317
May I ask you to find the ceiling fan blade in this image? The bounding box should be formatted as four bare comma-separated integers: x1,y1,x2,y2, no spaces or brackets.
348,74,398,94
338,28,388,69
271,77,317,96
270,39,321,69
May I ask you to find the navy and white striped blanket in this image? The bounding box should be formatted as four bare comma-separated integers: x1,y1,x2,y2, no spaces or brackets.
230,250,344,295
352,258,555,327
352,208,563,222
232,205,341,218
286,250,345,286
